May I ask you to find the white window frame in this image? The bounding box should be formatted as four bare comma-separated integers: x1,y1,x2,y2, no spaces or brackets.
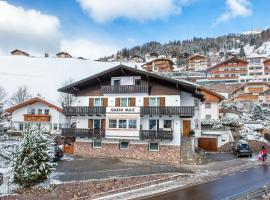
94,98,102,107
149,119,159,130
128,119,137,129
120,97,131,107
163,120,173,130
93,139,102,148
30,108,36,114
44,109,49,115
19,122,24,131
37,109,42,115
149,142,159,152
149,97,160,107
119,141,129,150
109,119,117,129
93,119,101,129
205,115,211,120
118,119,127,128
112,78,121,86
205,103,211,108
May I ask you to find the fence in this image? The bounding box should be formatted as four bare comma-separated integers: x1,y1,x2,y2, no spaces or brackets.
0,175,19,195
224,184,270,200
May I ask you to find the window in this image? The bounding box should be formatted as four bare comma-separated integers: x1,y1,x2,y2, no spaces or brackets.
149,97,160,107
94,119,101,129
30,109,36,114
134,79,141,85
113,79,120,86
149,119,159,130
163,120,172,129
19,123,24,131
120,141,129,149
120,98,131,107
94,98,101,106
59,124,62,129
119,120,127,128
109,119,117,128
37,109,42,114
93,139,102,148
205,103,211,108
149,142,159,151
205,115,211,120
128,119,137,129
53,123,58,130
44,109,49,115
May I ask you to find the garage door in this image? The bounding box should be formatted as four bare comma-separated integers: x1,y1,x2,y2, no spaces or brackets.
64,143,74,154
198,138,217,152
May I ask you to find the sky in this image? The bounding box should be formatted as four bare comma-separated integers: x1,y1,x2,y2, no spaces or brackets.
0,0,270,59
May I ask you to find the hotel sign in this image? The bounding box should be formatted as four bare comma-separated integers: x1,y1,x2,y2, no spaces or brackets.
106,107,140,113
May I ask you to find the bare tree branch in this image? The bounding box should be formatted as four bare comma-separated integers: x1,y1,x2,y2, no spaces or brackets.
10,86,32,105
0,86,8,105
57,79,77,108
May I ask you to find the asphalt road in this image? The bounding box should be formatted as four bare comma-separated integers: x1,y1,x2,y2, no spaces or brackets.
143,164,270,200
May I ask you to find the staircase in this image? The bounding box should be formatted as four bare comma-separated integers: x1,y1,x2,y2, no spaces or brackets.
180,136,208,165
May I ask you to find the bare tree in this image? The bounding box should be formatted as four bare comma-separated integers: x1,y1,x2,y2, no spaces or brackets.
10,86,32,105
0,86,8,105
58,79,77,108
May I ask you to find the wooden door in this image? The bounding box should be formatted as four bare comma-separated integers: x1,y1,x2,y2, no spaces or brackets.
198,138,217,152
183,120,191,137
64,143,74,154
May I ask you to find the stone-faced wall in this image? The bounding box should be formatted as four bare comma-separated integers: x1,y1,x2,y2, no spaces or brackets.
74,142,181,164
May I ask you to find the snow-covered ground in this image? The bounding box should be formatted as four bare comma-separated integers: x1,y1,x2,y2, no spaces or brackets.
0,56,142,105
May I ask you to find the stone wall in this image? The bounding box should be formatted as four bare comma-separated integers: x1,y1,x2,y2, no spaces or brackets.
218,140,270,153
74,142,181,164
2,174,185,200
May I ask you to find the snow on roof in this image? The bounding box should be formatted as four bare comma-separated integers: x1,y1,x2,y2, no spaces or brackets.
0,56,142,106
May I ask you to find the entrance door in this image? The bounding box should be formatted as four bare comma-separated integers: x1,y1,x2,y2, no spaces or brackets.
183,120,191,137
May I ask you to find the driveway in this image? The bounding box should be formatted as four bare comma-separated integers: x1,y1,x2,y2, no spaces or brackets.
53,155,192,182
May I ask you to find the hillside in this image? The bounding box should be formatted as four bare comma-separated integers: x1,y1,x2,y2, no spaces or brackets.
0,56,139,105
112,28,270,63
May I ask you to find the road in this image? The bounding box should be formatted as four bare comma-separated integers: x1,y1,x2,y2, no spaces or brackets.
143,164,270,200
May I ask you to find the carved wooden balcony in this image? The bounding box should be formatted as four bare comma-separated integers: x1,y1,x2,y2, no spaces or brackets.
63,106,106,116
24,114,51,122
139,130,173,141
101,85,149,94
140,106,194,117
61,128,105,138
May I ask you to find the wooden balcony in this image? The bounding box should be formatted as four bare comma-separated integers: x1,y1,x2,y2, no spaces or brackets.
63,106,106,116
24,114,51,122
61,128,105,138
139,130,173,141
101,85,149,94
140,106,194,117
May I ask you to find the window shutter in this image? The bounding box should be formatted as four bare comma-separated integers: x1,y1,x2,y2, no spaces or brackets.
130,97,136,106
115,98,120,107
89,98,94,107
102,98,108,107
88,119,93,129
101,119,106,129
144,97,149,107
160,97,165,107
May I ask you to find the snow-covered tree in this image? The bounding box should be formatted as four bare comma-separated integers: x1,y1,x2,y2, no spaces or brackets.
250,104,265,121
10,85,32,106
57,78,77,108
11,127,56,187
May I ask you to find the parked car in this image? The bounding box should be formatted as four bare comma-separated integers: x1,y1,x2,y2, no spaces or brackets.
53,145,63,161
232,141,252,157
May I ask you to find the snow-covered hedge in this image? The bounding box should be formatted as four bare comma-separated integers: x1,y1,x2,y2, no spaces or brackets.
202,117,242,129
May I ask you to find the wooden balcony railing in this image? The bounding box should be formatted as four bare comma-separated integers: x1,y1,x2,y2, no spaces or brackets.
63,107,106,116
101,85,149,94
61,128,105,138
24,114,51,122
140,106,194,117
139,130,173,141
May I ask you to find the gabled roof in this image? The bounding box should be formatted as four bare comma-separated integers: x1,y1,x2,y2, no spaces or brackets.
263,58,270,64
231,82,270,95
142,58,175,67
130,55,145,62
10,49,29,56
5,97,63,113
207,57,248,71
186,54,207,61
58,64,204,101
56,52,72,57
198,86,224,102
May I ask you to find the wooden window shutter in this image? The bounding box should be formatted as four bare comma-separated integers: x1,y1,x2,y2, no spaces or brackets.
115,98,120,107
160,97,165,107
101,119,106,129
102,98,108,107
144,97,149,107
88,119,93,129
130,97,136,106
89,98,94,107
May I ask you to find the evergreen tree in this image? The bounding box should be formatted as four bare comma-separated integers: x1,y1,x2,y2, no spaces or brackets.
239,46,246,58
12,126,56,187
251,104,265,121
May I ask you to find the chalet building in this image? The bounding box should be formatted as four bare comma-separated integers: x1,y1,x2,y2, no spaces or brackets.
198,87,224,120
56,52,72,58
185,55,207,71
207,57,248,82
5,97,68,134
142,58,174,73
58,65,205,164
10,49,30,57
264,58,270,76
130,55,145,63
230,82,270,104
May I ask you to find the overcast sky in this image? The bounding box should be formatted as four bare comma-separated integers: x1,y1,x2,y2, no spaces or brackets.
1,0,270,59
